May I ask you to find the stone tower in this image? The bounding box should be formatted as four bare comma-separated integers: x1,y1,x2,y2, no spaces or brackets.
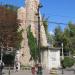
25,0,39,37
17,0,48,66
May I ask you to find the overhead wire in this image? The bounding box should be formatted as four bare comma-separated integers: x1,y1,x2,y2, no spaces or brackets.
45,13,75,19
23,20,68,25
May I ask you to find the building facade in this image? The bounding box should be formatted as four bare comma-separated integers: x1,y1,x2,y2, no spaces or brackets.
41,47,61,69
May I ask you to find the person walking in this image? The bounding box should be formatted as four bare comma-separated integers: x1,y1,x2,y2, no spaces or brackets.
15,63,18,72
35,64,38,74
37,64,42,75
0,61,4,75
31,66,36,75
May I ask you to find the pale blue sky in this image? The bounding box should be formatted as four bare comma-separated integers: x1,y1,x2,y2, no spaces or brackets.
0,0,75,32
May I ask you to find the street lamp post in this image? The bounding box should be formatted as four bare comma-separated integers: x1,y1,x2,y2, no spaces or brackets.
61,43,64,60
61,42,64,74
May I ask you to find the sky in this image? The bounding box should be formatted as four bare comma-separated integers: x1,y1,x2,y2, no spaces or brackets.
0,0,75,33
40,0,75,33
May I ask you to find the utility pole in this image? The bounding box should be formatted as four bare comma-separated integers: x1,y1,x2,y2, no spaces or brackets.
37,4,42,63
36,4,43,75
37,5,41,63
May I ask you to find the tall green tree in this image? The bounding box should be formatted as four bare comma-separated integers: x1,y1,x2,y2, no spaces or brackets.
54,26,63,47
54,22,75,55
64,22,75,55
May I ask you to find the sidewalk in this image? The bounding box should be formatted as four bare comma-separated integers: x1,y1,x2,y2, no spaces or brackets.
2,70,31,75
2,68,75,75
57,68,75,75
2,69,50,75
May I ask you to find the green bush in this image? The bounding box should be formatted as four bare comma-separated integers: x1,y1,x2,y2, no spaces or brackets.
61,57,75,68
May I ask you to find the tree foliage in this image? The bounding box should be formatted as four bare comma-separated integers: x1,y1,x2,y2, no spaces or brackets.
54,22,75,55
54,26,63,47
0,5,23,49
62,22,75,54
0,4,18,11
27,26,38,62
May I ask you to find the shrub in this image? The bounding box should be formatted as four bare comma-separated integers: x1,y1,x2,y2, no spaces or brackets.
61,57,75,68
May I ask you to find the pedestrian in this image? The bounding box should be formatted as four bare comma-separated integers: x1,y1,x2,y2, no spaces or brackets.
35,64,38,74
37,64,42,75
15,63,18,72
0,61,4,75
31,66,35,75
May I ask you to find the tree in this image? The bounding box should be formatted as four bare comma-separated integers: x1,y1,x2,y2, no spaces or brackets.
54,22,75,56
0,5,23,49
64,22,75,55
0,5,23,66
54,26,63,47
60,22,75,55
2,4,18,11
